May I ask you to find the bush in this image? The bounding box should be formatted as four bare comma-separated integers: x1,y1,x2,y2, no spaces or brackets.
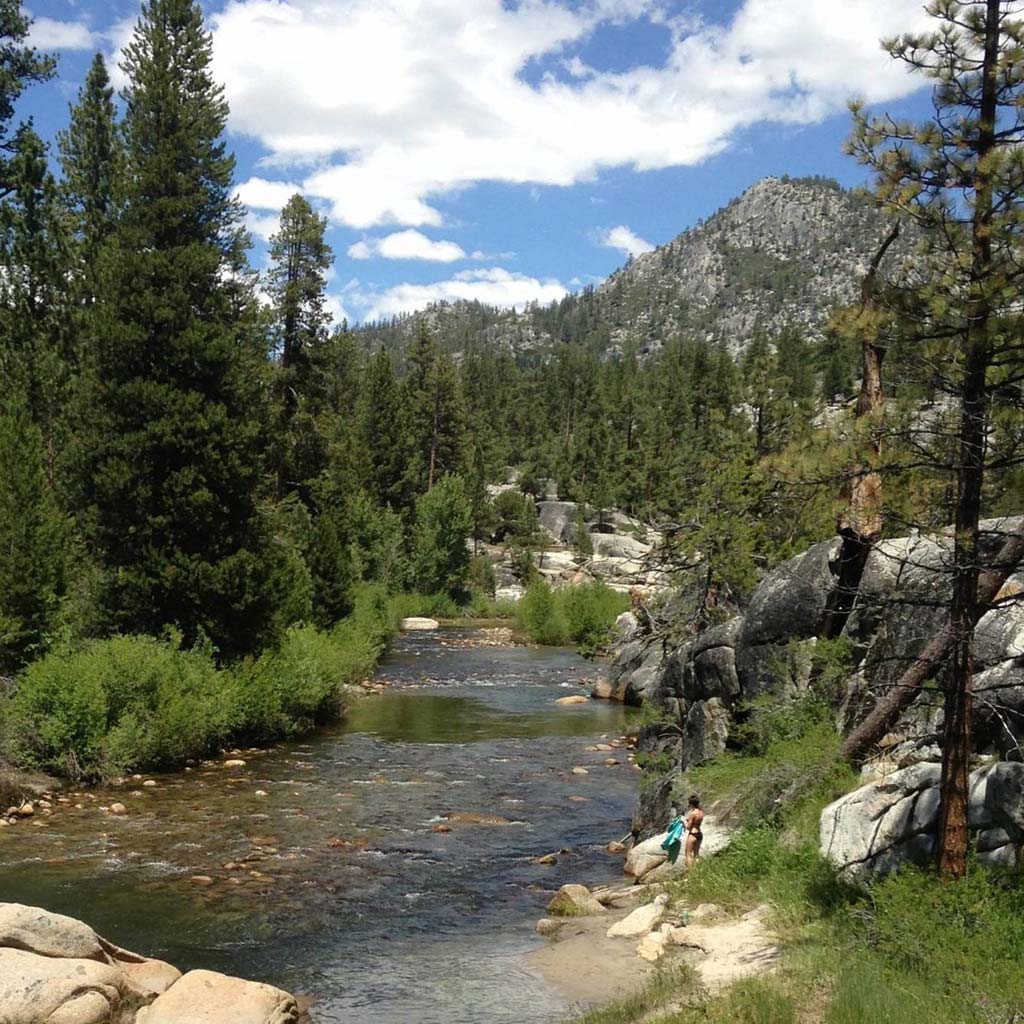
9,632,230,779
4,585,397,780
517,579,569,646
516,579,628,654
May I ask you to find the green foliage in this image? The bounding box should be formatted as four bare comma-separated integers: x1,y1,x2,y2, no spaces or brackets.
5,585,395,780
0,405,66,671
516,579,627,654
77,0,279,660
411,475,473,596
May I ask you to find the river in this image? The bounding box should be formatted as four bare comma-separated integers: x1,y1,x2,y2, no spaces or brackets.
0,629,640,1024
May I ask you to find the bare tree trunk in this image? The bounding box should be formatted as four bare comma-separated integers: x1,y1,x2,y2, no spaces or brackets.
821,220,900,639
935,0,1000,880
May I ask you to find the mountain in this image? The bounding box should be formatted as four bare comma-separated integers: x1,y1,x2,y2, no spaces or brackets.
356,175,899,361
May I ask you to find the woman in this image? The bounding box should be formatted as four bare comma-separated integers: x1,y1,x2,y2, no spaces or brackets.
684,794,704,868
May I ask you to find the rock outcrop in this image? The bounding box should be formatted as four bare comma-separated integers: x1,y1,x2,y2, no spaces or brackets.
0,903,299,1024
603,517,1024,838
820,761,1024,879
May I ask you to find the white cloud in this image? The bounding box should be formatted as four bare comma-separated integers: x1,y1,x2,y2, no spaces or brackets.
352,267,567,321
348,230,467,262
28,17,98,50
245,211,282,243
235,177,304,213
211,0,930,230
599,224,654,259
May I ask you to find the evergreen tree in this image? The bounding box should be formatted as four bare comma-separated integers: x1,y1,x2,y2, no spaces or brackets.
0,125,74,476
79,0,277,658
58,53,123,278
0,2,54,193
357,347,408,510
267,193,334,498
402,326,468,497
0,402,65,671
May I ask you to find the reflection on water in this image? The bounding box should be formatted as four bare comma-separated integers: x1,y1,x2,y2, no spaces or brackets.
0,630,639,1024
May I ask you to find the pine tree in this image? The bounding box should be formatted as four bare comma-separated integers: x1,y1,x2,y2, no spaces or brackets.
0,2,55,194
842,0,1024,878
79,0,277,658
0,125,74,478
357,347,408,510
267,193,334,498
402,326,468,497
0,402,65,671
58,53,123,279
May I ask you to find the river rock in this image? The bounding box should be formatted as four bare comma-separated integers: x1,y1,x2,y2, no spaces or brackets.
606,894,668,938
623,832,670,879
136,969,300,1024
547,884,606,916
535,917,563,937
108,803,128,816
555,695,588,706
223,760,246,768
0,903,105,960
0,947,127,1024
401,617,440,631
444,813,514,826
636,924,673,962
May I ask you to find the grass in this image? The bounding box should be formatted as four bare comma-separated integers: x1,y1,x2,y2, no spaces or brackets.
566,712,1024,1024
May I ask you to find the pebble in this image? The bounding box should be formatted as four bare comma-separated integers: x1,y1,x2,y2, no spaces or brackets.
255,790,268,797
571,767,589,776
190,875,214,886
223,759,246,768
432,824,452,834
533,853,558,865
16,803,34,818
605,758,621,766
143,780,157,787
108,803,128,816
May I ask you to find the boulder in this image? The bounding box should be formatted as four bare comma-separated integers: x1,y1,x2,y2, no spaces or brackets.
614,611,639,641
636,925,672,963
547,884,606,917
606,894,668,938
820,761,1024,878
590,534,651,561
401,617,440,631
0,948,127,1024
0,904,105,960
537,500,580,544
631,773,675,839
681,698,730,770
136,970,299,1024
624,832,670,880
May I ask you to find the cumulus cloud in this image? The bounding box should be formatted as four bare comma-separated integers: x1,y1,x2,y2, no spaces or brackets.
600,225,655,259
208,0,930,230
352,268,567,322
348,230,467,263
28,17,99,50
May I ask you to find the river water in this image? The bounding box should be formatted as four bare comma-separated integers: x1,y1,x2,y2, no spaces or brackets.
0,629,639,1024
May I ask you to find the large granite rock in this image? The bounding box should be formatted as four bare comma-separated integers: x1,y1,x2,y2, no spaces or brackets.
820,761,1024,879
136,970,299,1024
537,500,580,544
0,903,295,1024
681,698,730,770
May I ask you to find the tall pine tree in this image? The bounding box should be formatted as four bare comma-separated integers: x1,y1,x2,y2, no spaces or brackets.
80,0,278,658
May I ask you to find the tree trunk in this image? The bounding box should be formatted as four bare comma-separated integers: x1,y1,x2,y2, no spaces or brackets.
821,220,900,639
935,0,1000,880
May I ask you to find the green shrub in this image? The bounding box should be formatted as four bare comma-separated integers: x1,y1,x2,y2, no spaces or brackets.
10,633,229,779
517,580,569,645
5,584,397,780
411,475,473,596
562,581,629,657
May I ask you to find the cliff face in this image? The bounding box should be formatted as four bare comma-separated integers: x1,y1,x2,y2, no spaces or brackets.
357,176,901,359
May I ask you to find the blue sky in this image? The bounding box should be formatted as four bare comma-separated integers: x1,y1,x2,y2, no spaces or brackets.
20,0,933,324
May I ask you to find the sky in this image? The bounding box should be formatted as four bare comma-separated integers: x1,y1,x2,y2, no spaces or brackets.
19,0,935,325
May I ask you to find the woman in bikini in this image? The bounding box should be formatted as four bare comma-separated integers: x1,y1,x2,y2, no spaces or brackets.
684,794,704,868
